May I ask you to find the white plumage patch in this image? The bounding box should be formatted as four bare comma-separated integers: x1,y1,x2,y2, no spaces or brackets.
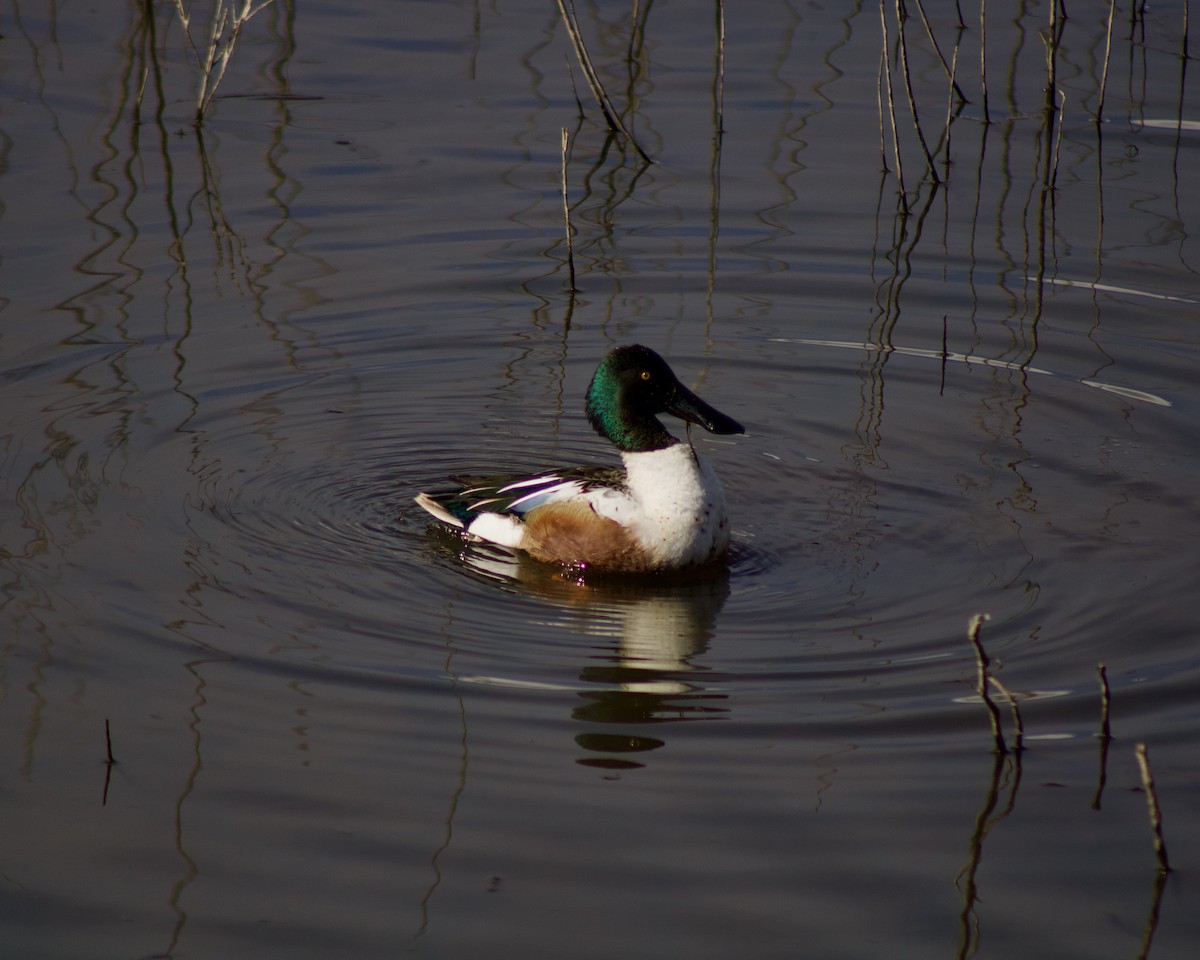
465,512,528,548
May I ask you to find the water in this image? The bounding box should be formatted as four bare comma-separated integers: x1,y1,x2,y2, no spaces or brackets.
2,1,1199,957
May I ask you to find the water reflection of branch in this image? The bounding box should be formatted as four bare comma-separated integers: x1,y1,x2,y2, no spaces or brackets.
550,127,652,289
191,129,254,293
415,610,470,940
1090,663,1112,810
1135,869,1168,960
161,657,212,958
869,174,941,357
101,719,118,805
954,752,1022,960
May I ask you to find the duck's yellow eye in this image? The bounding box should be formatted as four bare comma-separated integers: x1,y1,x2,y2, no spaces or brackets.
640,370,651,381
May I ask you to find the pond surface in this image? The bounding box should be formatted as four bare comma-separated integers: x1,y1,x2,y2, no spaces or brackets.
2,1,1199,957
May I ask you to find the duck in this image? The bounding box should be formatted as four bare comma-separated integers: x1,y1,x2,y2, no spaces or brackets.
414,344,744,573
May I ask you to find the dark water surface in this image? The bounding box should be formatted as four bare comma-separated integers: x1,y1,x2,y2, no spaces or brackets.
3,1,1199,957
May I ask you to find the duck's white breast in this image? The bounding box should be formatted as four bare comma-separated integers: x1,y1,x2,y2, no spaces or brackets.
590,443,730,567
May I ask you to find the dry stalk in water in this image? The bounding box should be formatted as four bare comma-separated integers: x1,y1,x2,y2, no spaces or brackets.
1134,743,1171,873
878,2,908,204
988,675,1023,752
911,0,969,104
560,128,578,293
555,0,651,162
967,613,1006,754
1097,0,1118,122
172,0,278,125
894,0,941,183
978,0,990,124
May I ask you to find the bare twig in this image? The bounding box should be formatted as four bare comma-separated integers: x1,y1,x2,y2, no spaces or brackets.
560,128,578,293
896,0,941,182
943,41,960,180
171,0,278,125
879,1,907,205
910,0,969,104
967,613,1006,754
714,0,726,137
1097,0,1117,122
555,0,651,162
877,49,890,172
979,0,990,124
1135,743,1171,873
988,676,1023,752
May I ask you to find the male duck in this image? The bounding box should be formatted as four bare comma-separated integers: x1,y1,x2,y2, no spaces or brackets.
415,344,744,573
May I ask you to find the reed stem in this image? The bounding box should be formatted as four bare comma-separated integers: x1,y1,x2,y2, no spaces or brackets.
1097,0,1117,122
171,0,278,125
967,614,1006,755
979,0,990,124
988,675,1023,753
560,128,578,293
911,0,969,104
879,1,907,205
555,0,651,162
1134,743,1171,873
896,0,941,182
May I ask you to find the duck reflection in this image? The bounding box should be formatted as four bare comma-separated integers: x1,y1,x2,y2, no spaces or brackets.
446,536,732,769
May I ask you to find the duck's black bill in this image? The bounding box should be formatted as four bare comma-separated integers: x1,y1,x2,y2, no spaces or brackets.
667,384,745,435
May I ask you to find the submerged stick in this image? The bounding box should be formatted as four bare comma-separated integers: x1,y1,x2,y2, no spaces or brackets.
1135,743,1171,873
560,128,577,293
967,613,1006,754
105,718,117,766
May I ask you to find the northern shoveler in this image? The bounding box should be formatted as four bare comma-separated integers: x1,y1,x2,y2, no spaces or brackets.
415,344,744,573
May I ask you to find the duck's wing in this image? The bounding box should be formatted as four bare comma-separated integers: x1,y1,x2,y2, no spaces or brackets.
416,465,627,529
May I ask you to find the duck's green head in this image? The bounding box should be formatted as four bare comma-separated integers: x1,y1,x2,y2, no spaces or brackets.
585,344,744,452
